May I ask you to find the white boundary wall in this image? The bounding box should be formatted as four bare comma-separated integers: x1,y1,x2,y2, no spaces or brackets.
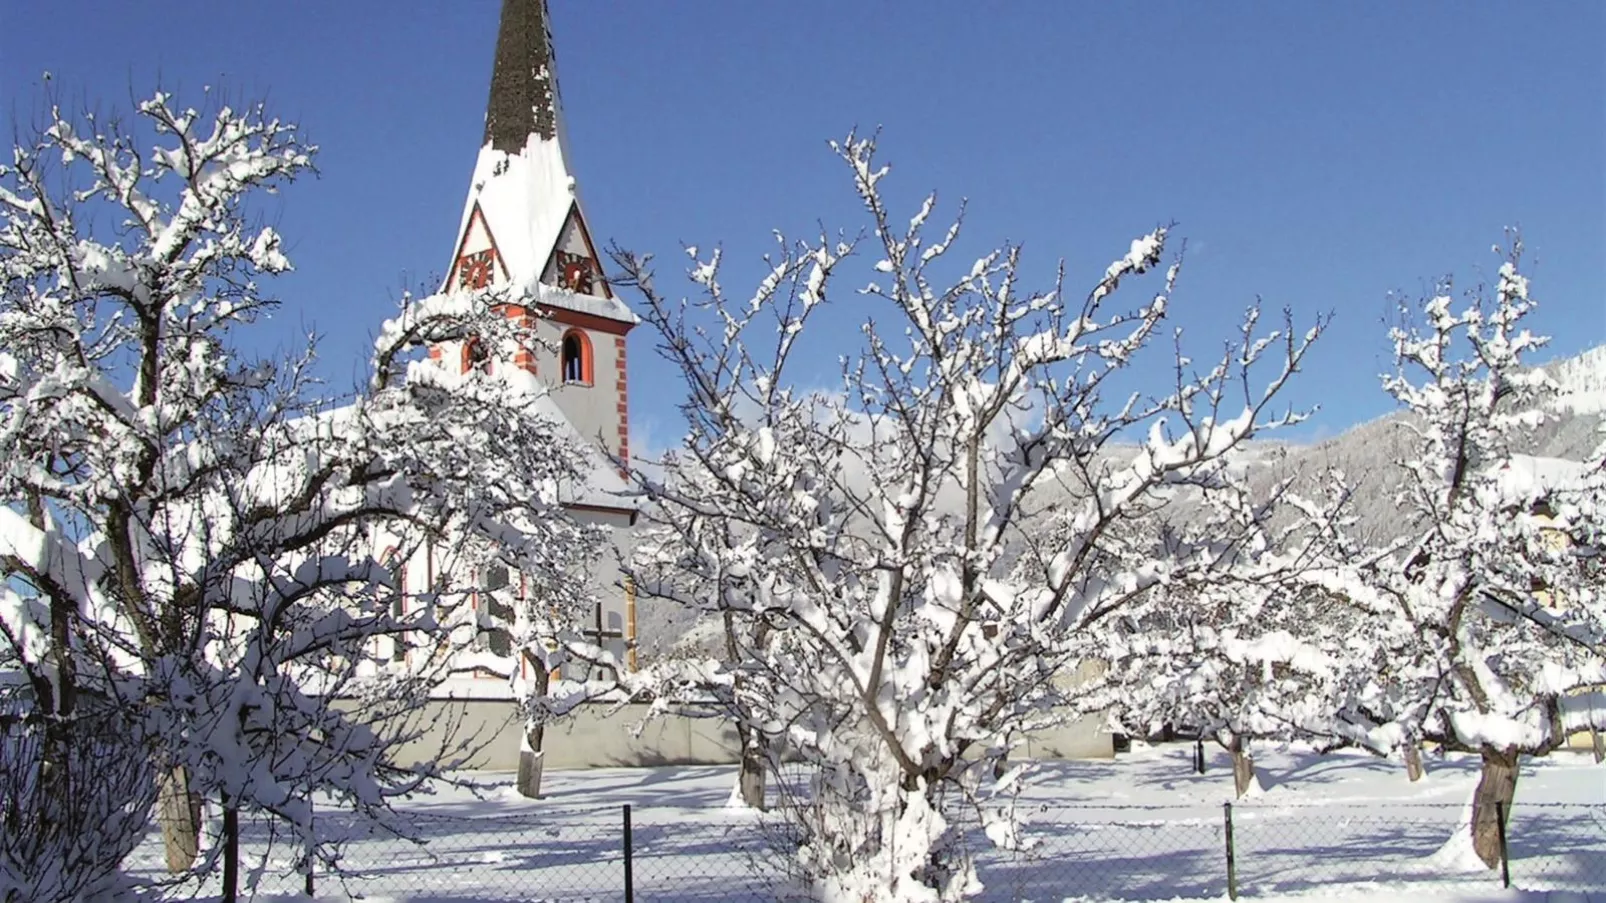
397,699,1113,771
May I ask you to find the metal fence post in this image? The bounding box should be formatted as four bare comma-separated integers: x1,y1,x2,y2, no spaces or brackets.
623,804,635,903
304,796,315,898
1223,801,1238,900
1495,801,1511,889
221,800,239,903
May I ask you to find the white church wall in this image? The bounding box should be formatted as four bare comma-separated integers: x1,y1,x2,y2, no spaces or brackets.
389,700,739,770
1020,714,1117,760
563,506,635,675
536,314,627,459
364,516,636,683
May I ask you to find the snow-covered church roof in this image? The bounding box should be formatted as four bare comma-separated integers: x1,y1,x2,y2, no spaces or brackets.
444,0,636,328
1490,454,1592,505
525,388,637,513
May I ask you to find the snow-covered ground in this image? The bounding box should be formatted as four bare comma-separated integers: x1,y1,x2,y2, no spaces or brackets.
128,744,1606,902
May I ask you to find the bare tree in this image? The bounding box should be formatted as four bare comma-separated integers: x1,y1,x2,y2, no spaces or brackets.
613,134,1324,900
1321,240,1606,867
0,88,600,894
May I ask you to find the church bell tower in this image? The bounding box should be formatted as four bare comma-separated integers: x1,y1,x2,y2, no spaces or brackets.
435,0,641,679
440,0,636,465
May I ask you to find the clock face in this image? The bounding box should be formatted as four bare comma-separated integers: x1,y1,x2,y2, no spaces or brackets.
556,251,594,295
458,250,496,290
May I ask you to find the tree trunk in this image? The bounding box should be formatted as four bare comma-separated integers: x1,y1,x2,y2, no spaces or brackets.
724,619,770,810
1226,735,1256,798
735,750,765,810
735,724,766,810
516,664,551,799
516,727,546,799
1231,749,1256,798
1469,747,1519,870
158,765,201,873
1405,743,1425,782
1591,727,1604,764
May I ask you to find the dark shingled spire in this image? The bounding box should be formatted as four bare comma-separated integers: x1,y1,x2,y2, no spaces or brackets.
483,0,559,151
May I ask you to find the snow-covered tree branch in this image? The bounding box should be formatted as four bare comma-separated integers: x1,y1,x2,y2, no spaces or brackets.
1072,465,1370,798
613,133,1326,901
0,90,603,896
1322,237,1606,867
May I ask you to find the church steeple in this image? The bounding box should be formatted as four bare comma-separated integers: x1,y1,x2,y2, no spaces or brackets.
443,0,634,323
423,0,641,695
484,0,560,151
441,0,637,467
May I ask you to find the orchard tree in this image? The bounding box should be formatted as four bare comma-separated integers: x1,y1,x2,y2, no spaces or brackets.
442,527,638,800
367,293,626,805
632,487,778,810
0,90,600,895
1325,241,1606,869
1075,471,1364,798
615,134,1325,901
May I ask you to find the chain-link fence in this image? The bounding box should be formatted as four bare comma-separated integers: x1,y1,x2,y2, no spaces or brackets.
969,801,1606,900
125,800,1606,900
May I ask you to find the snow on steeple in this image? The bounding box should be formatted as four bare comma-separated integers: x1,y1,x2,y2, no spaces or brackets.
444,0,635,326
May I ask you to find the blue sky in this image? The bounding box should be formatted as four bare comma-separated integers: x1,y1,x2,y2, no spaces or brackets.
2,1,1602,449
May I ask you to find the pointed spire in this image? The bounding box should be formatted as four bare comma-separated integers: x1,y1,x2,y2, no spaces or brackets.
483,0,560,152
447,0,635,325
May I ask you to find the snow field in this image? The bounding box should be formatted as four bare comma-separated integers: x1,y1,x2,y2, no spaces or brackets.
125,744,1605,902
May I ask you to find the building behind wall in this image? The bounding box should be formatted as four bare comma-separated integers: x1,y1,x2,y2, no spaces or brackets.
398,0,640,699
383,0,1116,769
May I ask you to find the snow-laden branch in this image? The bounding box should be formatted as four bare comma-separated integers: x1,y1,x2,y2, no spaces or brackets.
612,134,1325,900
1,90,606,892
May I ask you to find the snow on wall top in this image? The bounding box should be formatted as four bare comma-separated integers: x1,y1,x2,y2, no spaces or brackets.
449,359,636,512
525,386,638,512
531,272,637,324
1490,453,1591,503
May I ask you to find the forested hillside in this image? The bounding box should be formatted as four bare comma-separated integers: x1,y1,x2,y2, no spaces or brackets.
1264,344,1603,546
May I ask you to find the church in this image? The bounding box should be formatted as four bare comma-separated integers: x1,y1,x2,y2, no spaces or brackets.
383,0,1109,770
401,0,641,693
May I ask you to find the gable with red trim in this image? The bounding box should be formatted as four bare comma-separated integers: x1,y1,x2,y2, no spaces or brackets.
447,202,509,290
540,204,612,299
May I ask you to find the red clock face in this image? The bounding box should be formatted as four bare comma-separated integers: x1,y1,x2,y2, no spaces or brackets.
556,251,594,294
458,250,495,290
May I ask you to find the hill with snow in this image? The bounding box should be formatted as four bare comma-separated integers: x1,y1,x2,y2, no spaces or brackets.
1549,345,1606,416
640,344,1606,656
1260,343,1605,546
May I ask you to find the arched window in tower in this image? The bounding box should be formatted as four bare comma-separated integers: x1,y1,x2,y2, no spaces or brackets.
463,337,491,375
479,564,513,659
561,330,593,385
378,547,409,665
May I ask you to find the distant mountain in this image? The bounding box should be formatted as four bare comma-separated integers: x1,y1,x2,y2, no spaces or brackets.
639,344,1606,656
1260,344,1605,546
1550,345,1606,417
